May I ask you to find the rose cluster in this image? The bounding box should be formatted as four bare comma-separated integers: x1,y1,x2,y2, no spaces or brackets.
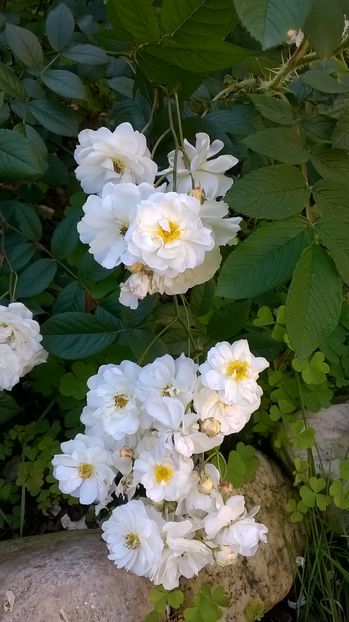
52,339,269,589
74,123,241,309
0,302,47,391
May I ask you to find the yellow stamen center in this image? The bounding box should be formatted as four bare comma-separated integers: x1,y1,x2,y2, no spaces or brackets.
125,532,140,549
114,393,129,409
113,158,124,173
226,360,248,381
78,463,94,479
154,464,174,485
156,221,180,244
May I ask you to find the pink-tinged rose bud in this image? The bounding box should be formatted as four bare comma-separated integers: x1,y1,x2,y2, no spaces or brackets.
219,480,234,500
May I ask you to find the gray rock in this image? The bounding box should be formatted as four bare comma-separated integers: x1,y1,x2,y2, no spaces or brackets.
289,403,349,479
182,453,301,621
0,454,300,622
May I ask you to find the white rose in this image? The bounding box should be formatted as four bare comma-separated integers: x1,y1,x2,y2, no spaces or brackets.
74,122,157,194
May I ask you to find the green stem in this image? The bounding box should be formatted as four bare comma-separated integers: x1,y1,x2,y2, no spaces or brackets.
167,97,179,191
151,128,171,159
137,318,177,365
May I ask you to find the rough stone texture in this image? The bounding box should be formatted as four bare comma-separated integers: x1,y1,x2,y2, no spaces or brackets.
291,403,349,479
182,453,301,621
0,529,152,622
0,454,300,622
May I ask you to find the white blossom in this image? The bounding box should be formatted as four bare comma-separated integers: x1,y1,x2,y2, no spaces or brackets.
52,434,115,505
137,354,197,427
173,411,224,458
162,247,222,295
200,199,241,246
124,192,214,277
81,362,145,442
0,302,47,391
204,495,268,557
77,182,160,269
74,123,157,194
199,340,269,406
194,384,260,435
161,132,238,199
102,500,164,577
133,445,194,502
150,519,213,589
119,271,152,310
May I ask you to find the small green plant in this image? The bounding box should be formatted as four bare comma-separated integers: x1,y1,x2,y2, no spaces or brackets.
183,586,230,622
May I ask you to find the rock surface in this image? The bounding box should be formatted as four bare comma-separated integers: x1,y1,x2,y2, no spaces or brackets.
0,454,300,622
287,403,349,479
182,453,300,621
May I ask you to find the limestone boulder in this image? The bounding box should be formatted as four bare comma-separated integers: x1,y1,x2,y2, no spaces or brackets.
0,454,300,622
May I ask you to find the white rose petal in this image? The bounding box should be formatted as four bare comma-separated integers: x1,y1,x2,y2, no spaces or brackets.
161,132,238,199
102,499,164,577
52,433,115,505
124,192,214,277
74,123,157,194
0,302,47,391
199,339,269,406
77,182,160,269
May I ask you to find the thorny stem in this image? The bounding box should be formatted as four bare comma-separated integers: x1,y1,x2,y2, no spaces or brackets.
266,38,310,91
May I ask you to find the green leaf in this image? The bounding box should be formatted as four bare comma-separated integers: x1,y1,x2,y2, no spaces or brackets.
18,123,48,176
332,113,349,150
29,99,79,136
109,0,160,43
244,600,264,622
143,40,249,73
41,312,119,359
225,165,309,219
207,300,250,340
315,213,349,284
249,95,294,125
0,129,47,181
51,211,81,259
5,24,43,70
0,62,27,100
226,443,259,487
15,202,42,241
167,590,184,610
41,70,87,100
64,44,108,65
312,179,349,215
16,258,57,298
52,282,85,314
190,279,216,316
304,0,345,58
161,0,237,42
340,459,349,480
242,128,309,165
137,49,202,95
301,69,349,93
310,147,349,183
234,0,311,49
45,3,75,51
286,244,342,359
217,217,312,299
0,392,21,425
